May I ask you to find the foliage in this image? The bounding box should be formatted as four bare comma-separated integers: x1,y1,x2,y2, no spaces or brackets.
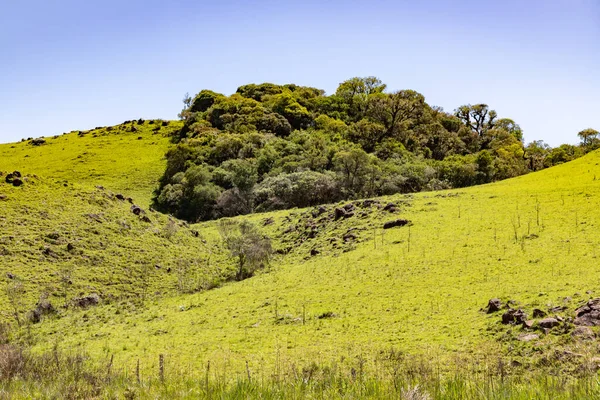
218,220,272,281
153,77,594,222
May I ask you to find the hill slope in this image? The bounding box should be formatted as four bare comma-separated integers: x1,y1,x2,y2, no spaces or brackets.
2,141,599,385
0,120,182,207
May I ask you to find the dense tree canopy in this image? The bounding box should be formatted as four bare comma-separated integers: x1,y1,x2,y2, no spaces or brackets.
153,77,594,222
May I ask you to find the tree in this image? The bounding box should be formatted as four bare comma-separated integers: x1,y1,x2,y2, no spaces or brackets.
368,90,426,144
455,104,498,149
578,128,599,149
333,146,371,196
218,220,273,281
336,77,386,121
524,140,550,171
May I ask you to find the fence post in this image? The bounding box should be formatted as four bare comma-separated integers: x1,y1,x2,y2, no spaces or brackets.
159,354,164,383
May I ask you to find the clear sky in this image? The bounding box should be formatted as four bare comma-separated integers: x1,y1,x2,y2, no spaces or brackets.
1,0,598,146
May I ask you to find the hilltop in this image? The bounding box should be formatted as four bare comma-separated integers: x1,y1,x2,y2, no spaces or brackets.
0,119,182,207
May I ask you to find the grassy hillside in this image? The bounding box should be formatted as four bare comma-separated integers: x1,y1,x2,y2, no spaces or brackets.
0,119,182,207
2,127,600,397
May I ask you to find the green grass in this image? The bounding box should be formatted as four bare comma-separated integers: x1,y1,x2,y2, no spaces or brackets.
0,120,182,207
2,127,600,397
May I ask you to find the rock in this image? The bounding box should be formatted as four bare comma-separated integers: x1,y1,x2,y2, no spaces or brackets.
137,136,143,140
5,173,14,184
131,205,143,215
343,232,357,242
383,219,410,229
12,171,21,178
362,199,378,208
518,333,539,342
115,194,125,200
487,298,502,313
72,294,100,308
310,248,320,256
549,305,567,313
6,272,15,279
140,215,152,223
574,298,600,326
523,320,534,329
137,118,144,125
343,203,355,212
383,203,397,212
191,230,199,237
29,299,56,323
29,138,46,146
532,308,547,318
67,243,75,251
334,208,347,221
0,194,7,201
501,308,527,325
11,178,23,187
262,217,275,226
42,247,56,257
161,121,169,126
572,326,595,339
129,126,138,132
539,317,560,329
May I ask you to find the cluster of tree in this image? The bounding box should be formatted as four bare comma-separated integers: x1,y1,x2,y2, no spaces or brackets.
153,77,597,222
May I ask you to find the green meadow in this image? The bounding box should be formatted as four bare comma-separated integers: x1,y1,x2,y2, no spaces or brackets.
2,126,600,398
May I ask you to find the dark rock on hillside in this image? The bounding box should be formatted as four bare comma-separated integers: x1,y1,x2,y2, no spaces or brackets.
140,215,152,223
574,299,600,326
549,305,567,313
501,308,527,325
11,178,23,187
538,317,560,329
361,199,379,208
129,126,138,132
67,243,75,251
137,118,145,125
316,205,328,215
383,203,397,212
191,230,199,237
30,299,56,323
487,298,502,313
310,248,320,256
533,308,547,318
334,207,352,220
5,173,14,184
263,217,274,226
29,138,46,146
12,171,21,178
161,121,169,126
131,205,144,215
343,232,357,242
343,203,355,212
72,294,100,309
115,194,125,200
6,273,15,279
383,219,410,229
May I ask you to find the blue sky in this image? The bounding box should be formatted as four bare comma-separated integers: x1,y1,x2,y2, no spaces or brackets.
0,0,598,146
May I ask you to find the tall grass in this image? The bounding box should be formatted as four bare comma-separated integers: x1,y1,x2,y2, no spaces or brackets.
1,343,600,399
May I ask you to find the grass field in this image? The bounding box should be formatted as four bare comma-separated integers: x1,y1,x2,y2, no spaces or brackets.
2,128,600,398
